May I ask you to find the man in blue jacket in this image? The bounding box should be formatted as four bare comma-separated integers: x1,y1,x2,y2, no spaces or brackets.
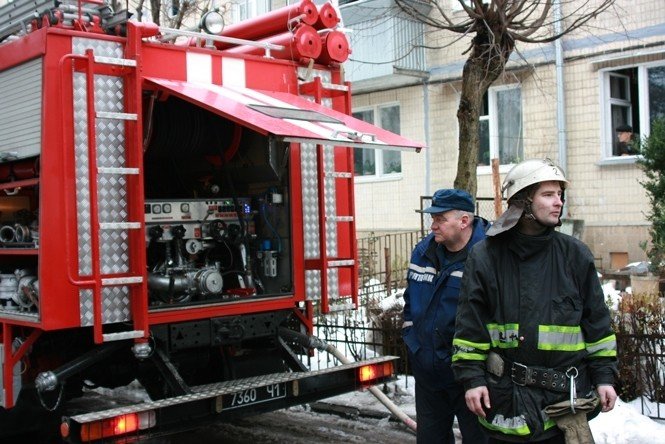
402,188,489,444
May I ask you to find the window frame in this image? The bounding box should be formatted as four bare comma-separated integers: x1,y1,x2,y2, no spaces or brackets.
352,102,403,183
599,60,665,164
476,84,524,176
231,0,271,24
451,0,489,12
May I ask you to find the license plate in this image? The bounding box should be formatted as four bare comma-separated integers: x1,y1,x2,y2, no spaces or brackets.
222,383,287,410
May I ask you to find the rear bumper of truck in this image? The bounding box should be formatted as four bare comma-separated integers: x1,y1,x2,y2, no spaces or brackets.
60,355,398,442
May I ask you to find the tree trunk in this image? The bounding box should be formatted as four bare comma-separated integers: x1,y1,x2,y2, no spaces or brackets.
453,18,515,197
150,0,161,26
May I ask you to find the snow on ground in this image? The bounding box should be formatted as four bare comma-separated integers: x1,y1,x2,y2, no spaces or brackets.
591,398,665,443
325,375,665,443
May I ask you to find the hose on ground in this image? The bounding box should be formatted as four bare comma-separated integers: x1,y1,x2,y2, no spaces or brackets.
279,327,417,433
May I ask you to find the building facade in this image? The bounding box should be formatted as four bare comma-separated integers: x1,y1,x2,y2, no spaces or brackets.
1,0,657,269
341,0,665,270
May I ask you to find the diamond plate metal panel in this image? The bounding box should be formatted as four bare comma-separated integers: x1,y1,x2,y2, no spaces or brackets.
72,39,131,326
80,286,131,326
72,38,123,59
100,229,130,274
305,270,321,301
101,286,131,323
297,69,333,109
73,73,92,276
79,289,93,326
301,143,320,259
323,146,337,257
327,268,339,302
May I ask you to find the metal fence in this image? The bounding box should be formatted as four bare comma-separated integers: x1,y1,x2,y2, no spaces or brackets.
357,230,423,298
311,319,665,420
309,220,665,421
311,315,410,376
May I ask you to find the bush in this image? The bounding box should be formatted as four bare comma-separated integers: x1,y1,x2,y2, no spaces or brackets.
638,117,665,276
609,293,665,402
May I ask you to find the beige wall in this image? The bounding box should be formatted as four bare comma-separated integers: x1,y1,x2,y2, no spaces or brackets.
350,0,665,270
352,85,428,230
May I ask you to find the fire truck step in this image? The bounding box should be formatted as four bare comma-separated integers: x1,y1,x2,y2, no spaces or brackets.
96,111,138,121
99,222,142,230
329,216,353,222
101,276,143,286
327,300,355,312
102,330,145,342
325,172,353,178
93,55,138,67
328,260,355,267
98,167,140,175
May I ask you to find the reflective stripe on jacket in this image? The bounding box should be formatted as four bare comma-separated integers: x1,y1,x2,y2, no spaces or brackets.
451,227,617,442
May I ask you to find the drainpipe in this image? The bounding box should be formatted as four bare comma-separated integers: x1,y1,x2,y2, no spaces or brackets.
423,80,431,196
553,0,568,218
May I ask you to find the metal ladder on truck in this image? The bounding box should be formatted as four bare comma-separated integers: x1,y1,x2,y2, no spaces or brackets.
300,76,359,314
61,21,149,344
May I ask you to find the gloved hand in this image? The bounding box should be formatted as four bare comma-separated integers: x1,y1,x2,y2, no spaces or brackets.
544,396,599,444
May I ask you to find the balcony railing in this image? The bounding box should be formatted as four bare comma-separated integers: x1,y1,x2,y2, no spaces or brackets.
341,0,427,83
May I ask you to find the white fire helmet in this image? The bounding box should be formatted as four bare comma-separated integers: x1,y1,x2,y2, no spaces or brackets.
502,158,568,202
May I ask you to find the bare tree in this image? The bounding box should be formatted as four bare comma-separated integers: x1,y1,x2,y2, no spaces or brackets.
111,0,210,29
394,0,615,196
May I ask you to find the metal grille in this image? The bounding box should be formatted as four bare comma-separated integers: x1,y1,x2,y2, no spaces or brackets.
0,57,42,160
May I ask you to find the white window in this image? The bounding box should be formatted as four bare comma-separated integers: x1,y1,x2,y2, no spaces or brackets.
353,104,402,179
231,0,270,23
600,63,665,159
477,85,523,170
451,0,489,12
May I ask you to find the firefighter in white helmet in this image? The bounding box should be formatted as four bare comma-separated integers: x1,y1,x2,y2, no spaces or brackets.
451,159,618,443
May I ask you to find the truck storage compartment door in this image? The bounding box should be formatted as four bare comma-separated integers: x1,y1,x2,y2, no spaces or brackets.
143,78,424,313
143,78,424,152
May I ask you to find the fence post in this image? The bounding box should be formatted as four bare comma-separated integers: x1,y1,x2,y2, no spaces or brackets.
385,246,391,293
492,158,503,219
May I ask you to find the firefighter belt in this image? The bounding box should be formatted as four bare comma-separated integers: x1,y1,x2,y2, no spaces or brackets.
486,351,569,393
544,396,599,444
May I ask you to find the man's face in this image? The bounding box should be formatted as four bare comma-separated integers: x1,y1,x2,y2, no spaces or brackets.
618,131,632,143
530,181,564,227
430,210,465,245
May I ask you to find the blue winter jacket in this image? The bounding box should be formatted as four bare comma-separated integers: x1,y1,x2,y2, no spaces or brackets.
402,217,489,385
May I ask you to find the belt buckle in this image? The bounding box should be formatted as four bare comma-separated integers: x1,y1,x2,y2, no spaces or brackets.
511,362,528,386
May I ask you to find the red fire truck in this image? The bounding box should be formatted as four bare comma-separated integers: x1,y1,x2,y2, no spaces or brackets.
0,0,423,441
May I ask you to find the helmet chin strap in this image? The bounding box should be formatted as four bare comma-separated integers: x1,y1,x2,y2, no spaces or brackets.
522,198,550,228
522,191,566,228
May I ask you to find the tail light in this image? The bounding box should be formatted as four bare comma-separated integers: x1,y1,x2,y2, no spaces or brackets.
61,410,156,442
358,361,394,384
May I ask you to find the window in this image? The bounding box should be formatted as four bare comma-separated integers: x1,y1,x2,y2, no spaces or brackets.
477,85,524,168
451,0,489,11
231,0,270,23
601,63,665,159
353,104,402,178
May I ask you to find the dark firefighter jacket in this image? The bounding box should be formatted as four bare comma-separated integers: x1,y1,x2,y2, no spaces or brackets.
402,217,489,388
451,228,617,442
